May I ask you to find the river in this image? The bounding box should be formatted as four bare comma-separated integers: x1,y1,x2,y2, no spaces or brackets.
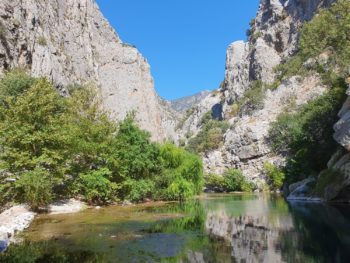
1,194,350,263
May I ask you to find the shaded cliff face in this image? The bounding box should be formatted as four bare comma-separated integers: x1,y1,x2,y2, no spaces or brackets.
0,0,176,141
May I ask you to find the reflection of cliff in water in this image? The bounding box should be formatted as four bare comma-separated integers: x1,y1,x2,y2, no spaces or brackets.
205,198,350,263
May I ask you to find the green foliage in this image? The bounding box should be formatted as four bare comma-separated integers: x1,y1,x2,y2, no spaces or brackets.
269,85,347,183
0,71,204,208
299,0,350,74
111,114,161,181
157,143,203,200
0,78,69,177
186,120,229,154
37,36,47,46
15,168,53,210
312,169,344,197
231,80,267,117
276,0,350,80
0,69,37,102
205,174,225,192
122,179,155,202
263,163,285,191
77,168,116,204
239,80,266,113
223,169,254,192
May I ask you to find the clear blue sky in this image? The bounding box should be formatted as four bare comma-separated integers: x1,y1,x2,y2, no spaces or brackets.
96,0,259,100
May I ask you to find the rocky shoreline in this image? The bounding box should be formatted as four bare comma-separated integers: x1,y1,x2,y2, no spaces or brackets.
0,199,87,252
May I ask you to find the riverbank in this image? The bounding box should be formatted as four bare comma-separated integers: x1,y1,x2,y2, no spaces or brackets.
0,199,87,252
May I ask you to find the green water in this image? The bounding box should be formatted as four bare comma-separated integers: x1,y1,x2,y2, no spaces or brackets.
2,194,350,263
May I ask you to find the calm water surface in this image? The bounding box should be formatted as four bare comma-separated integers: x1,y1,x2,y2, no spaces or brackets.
1,194,350,263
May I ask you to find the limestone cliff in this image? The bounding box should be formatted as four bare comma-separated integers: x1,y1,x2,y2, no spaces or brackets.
178,0,336,186
0,0,176,141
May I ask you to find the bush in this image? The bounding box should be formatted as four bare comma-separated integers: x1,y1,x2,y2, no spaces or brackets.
312,169,344,197
37,36,47,46
156,143,203,200
276,0,350,80
205,174,226,192
110,114,161,182
0,69,37,102
269,85,347,183
223,169,254,192
121,179,154,202
263,163,285,191
186,120,229,153
15,168,53,210
78,168,117,204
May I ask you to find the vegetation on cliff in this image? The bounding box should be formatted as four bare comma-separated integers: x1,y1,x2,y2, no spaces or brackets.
0,71,203,209
270,0,350,185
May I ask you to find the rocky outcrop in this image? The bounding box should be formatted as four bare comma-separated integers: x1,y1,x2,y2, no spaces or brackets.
0,0,177,141
205,75,326,182
178,0,337,185
0,205,35,251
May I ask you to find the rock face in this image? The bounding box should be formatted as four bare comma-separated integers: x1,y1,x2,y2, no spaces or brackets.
0,0,176,141
170,90,212,113
178,0,336,185
206,75,326,182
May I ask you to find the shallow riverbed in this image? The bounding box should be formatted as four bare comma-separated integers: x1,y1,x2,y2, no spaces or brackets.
1,194,350,262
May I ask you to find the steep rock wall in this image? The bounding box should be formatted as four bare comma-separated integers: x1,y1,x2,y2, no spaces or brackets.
0,0,176,141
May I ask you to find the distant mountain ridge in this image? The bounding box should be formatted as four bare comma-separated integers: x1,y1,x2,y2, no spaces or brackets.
170,90,211,112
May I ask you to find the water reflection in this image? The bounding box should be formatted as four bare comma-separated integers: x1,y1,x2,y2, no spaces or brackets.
1,194,350,263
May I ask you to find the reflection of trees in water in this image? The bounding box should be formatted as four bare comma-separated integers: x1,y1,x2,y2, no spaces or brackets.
3,198,350,263
0,241,109,263
279,202,350,263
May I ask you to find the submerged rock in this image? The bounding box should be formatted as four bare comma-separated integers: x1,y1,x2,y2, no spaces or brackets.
48,199,86,215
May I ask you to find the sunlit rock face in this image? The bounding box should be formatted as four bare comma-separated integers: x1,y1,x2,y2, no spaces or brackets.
0,0,177,141
202,0,336,182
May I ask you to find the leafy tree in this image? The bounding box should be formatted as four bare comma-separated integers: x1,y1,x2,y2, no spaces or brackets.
157,143,203,200
0,78,69,185
110,114,161,182
263,163,285,191
223,169,254,192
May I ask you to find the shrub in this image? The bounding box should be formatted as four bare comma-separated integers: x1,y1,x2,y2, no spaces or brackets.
239,80,266,113
205,174,225,192
15,168,53,210
37,36,47,46
186,120,229,154
121,179,154,202
263,163,285,191
78,168,117,204
312,169,344,197
223,169,254,192
269,85,347,183
156,143,203,200
0,69,37,102
276,0,350,80
110,114,161,182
